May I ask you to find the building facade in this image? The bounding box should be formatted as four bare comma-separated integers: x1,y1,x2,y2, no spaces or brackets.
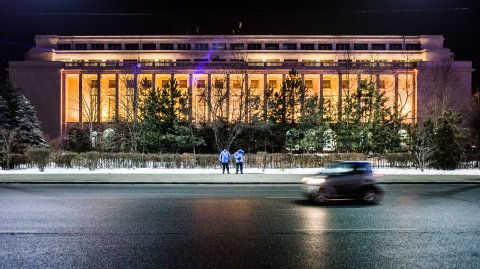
8,35,472,139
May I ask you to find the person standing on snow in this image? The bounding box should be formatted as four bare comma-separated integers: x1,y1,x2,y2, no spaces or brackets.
234,149,245,174
219,148,231,174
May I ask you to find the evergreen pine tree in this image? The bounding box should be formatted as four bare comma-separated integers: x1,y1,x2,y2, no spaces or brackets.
137,78,163,153
336,80,396,154
267,68,303,127
0,96,7,127
0,81,47,153
137,76,204,153
431,109,465,169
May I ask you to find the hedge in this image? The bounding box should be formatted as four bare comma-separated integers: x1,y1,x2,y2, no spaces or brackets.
2,151,479,170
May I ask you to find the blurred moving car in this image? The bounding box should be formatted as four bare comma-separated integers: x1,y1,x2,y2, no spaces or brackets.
301,161,383,204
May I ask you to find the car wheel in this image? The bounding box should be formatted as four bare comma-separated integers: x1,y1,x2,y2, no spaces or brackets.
314,189,328,203
361,189,382,204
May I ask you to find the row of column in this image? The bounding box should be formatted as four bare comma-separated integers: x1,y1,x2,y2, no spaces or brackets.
65,72,415,124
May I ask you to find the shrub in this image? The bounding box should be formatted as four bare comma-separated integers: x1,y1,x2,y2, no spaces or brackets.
73,151,100,171
66,127,92,152
25,147,51,172
50,151,78,168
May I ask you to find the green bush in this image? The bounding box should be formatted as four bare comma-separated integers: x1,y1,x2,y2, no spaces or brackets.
25,147,51,172
1,154,31,170
72,151,100,171
50,151,78,168
66,127,92,152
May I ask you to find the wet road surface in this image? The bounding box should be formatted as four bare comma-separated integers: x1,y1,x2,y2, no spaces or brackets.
0,184,479,268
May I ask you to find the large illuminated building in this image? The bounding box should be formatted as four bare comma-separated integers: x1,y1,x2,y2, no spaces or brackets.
9,35,472,138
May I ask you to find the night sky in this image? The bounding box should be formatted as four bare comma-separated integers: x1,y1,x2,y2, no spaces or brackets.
1,0,479,88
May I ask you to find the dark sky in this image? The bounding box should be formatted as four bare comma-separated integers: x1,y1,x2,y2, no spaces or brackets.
1,0,479,88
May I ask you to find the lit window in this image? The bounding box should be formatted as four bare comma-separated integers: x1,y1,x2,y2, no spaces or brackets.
233,80,241,88
268,80,277,88
179,80,188,88
305,80,313,89
323,80,331,88
215,79,224,88
196,80,206,88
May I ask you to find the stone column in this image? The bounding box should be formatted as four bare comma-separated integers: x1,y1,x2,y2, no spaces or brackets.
394,73,399,120
263,73,268,120
338,73,342,119
319,73,324,113
207,74,211,121
79,73,82,123
412,71,417,123
115,73,119,122
152,73,156,91
244,73,249,122
133,72,138,126
188,73,193,121
60,71,66,135
96,73,101,122
300,73,305,119
226,74,230,121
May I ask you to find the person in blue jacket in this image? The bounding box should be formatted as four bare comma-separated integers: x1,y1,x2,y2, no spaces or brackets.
219,148,231,174
234,149,245,174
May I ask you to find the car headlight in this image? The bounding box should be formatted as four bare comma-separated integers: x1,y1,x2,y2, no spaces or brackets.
302,177,326,185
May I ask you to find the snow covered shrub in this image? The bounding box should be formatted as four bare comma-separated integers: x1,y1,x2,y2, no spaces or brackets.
73,151,100,171
25,147,51,172
50,151,78,168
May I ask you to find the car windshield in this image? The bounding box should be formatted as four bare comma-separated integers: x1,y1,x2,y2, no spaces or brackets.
319,162,370,175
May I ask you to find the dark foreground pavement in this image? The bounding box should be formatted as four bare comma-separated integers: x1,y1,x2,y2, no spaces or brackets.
0,184,479,268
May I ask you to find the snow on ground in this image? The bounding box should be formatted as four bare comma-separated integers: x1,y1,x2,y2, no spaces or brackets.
1,167,480,175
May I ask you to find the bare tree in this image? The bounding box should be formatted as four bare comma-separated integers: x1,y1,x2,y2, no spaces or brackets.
67,75,110,148
0,127,18,169
421,58,460,119
117,73,141,152
411,121,435,171
195,51,259,151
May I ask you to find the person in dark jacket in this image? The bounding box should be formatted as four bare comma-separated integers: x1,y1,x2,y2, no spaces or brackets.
219,148,231,174
234,149,245,174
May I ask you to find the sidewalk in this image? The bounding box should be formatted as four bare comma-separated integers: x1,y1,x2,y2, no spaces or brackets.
1,168,480,184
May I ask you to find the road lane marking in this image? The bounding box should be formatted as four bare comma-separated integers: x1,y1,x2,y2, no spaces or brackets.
266,197,302,199
295,228,419,232
0,230,38,234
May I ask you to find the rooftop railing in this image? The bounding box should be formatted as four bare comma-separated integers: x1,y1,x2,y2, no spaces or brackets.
64,61,417,69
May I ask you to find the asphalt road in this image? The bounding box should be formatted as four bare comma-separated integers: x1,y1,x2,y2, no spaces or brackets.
0,184,479,269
